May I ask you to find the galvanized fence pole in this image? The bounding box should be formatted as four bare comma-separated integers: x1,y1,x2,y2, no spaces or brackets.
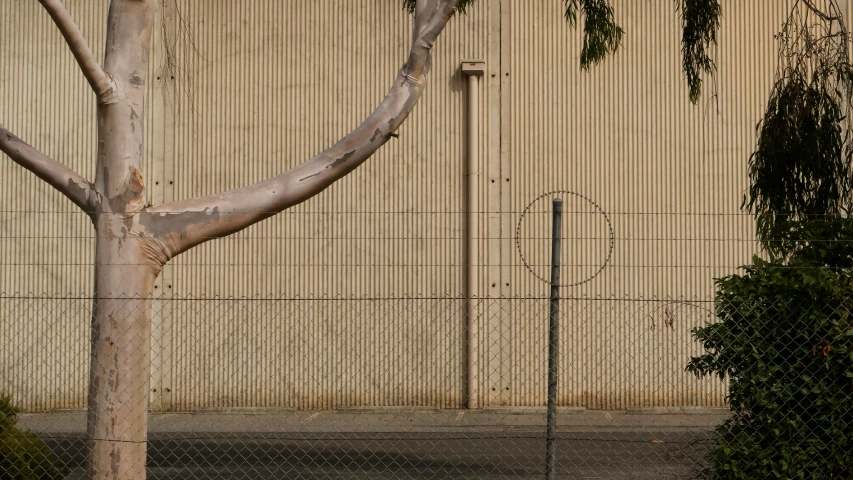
545,197,562,480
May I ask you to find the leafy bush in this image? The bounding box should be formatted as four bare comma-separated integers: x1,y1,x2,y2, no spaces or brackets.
688,219,853,479
0,394,66,480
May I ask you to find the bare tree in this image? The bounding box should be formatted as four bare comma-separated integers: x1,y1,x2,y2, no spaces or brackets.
1,0,459,477
0,0,722,478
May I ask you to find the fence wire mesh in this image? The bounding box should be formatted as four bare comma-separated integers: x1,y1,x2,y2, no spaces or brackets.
3,293,850,478
2,211,852,479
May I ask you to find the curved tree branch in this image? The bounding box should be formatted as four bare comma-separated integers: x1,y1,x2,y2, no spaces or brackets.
802,0,841,22
0,123,99,217
39,0,114,103
145,0,460,258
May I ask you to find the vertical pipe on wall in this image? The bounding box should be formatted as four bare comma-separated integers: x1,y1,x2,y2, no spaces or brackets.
462,60,485,409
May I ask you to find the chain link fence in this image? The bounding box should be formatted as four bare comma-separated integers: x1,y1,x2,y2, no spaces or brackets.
3,293,850,478
2,209,853,478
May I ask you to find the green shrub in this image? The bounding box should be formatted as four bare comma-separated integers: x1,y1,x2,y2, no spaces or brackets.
688,218,853,479
0,394,67,480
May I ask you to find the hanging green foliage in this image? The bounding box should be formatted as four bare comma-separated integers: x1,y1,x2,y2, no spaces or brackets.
744,0,853,252
675,0,722,104
563,0,624,69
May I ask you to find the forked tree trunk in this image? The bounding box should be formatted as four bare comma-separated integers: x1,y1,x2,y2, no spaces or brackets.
0,1,459,478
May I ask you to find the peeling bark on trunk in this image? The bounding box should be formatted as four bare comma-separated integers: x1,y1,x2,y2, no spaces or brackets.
2,1,460,478
87,251,157,478
87,1,160,478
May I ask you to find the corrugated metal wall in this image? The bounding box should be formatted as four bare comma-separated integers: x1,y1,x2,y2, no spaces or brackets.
160,0,492,410
1,0,792,410
489,0,787,407
167,0,489,298
1,1,105,411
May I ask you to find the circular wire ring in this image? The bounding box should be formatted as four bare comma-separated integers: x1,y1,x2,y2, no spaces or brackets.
515,190,615,287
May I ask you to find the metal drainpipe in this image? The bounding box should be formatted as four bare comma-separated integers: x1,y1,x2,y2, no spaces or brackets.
462,60,485,409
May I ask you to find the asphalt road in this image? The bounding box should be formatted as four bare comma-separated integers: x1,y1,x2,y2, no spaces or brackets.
22,409,725,479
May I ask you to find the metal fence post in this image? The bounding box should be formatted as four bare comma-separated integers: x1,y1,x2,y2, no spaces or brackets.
546,198,562,480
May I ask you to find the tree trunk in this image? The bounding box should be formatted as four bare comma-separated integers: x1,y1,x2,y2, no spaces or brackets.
87,237,158,478
87,1,157,477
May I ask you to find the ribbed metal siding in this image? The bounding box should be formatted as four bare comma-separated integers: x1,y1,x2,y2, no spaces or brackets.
0,0,173,410
0,1,105,293
1,0,797,411
163,0,492,409
498,0,788,407
166,1,491,298
2,1,101,410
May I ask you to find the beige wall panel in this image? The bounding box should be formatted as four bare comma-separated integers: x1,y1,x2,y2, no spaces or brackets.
1,0,185,411
164,0,492,409
168,1,491,298
0,1,105,294
2,0,799,411
500,0,788,407
0,0,150,410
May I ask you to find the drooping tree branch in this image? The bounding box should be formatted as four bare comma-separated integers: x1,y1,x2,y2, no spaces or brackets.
145,0,460,257
0,123,99,216
744,0,853,253
676,0,722,104
38,0,114,103
563,0,625,69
